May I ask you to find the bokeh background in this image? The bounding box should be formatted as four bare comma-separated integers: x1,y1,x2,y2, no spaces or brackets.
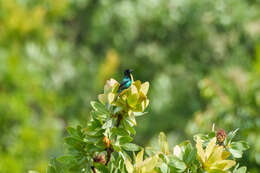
0,0,260,172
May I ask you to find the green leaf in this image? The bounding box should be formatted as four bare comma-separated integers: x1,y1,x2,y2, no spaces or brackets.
133,112,148,117
229,148,243,158
179,141,190,159
158,153,168,162
47,158,63,173
91,101,108,114
111,128,129,137
123,119,136,135
91,110,107,121
122,143,142,151
145,147,158,157
113,106,123,114
141,155,158,172
226,128,239,144
86,135,102,143
160,163,169,173
94,162,109,173
168,156,187,172
119,136,133,145
128,111,136,126
113,143,121,152
85,143,104,153
86,128,104,137
190,164,198,173
229,141,249,158
127,94,138,107
231,141,249,151
47,166,57,173
233,166,247,173
158,132,169,155
88,118,102,130
64,137,83,149
67,127,80,138
205,137,216,160
68,163,84,172
125,159,134,173
57,155,75,164
95,138,106,150
102,119,113,129
208,169,226,173
208,131,216,139
183,143,196,165
141,82,149,95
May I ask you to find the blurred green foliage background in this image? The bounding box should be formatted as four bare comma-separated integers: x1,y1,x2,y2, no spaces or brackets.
0,0,260,172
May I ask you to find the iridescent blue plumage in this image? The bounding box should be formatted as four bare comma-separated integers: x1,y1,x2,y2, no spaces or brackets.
115,69,133,101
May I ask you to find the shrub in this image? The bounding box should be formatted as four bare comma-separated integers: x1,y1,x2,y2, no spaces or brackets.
47,76,249,173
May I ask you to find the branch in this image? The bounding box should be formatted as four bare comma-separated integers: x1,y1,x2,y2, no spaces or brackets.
105,147,114,165
116,114,123,127
91,166,97,173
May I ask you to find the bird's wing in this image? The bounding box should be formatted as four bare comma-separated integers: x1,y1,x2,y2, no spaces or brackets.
119,80,128,89
122,77,129,83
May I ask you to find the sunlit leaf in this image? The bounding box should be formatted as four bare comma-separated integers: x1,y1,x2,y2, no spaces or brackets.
136,149,144,168
206,137,216,159
233,166,247,173
127,94,139,107
142,156,158,172
140,82,149,95
196,136,205,163
125,160,134,173
128,111,137,126
173,145,182,158
102,119,113,129
158,132,169,155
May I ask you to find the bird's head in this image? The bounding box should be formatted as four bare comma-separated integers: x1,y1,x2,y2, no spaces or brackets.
124,69,133,76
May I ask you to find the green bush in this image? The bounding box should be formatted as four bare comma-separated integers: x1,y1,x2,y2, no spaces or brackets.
186,60,260,172
47,76,249,173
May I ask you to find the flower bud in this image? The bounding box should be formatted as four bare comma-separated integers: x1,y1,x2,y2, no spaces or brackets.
216,129,226,144
103,136,111,148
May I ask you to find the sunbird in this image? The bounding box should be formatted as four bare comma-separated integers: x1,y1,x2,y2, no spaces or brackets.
115,69,133,101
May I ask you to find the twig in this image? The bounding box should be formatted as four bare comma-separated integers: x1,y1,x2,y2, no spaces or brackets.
116,114,123,127
105,147,114,165
91,166,97,173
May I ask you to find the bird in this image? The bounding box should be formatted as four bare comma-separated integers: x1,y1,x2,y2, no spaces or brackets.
115,69,133,101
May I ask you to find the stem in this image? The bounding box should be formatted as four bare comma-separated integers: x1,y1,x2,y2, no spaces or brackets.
91,166,97,173
116,114,123,127
105,147,114,165
105,112,122,165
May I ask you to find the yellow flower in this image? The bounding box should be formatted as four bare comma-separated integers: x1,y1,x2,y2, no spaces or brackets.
125,149,158,173
196,136,236,173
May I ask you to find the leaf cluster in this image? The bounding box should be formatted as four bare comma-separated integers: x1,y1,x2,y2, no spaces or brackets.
47,78,249,173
